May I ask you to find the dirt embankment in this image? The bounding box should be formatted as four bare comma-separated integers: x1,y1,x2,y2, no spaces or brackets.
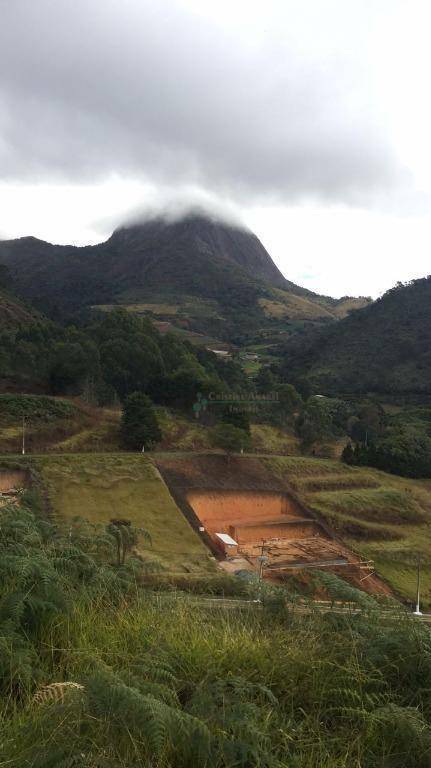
156,454,291,492
0,469,30,491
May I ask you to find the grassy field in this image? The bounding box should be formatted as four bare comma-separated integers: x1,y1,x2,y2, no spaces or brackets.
264,455,431,606
241,358,262,376
95,302,181,315
262,290,335,320
49,407,122,452
93,297,231,350
157,408,213,451
32,454,215,576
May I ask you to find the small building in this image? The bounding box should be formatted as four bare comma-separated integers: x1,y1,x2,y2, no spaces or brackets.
215,532,239,557
208,349,232,359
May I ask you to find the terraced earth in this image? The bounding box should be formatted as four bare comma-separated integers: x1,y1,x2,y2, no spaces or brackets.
265,456,431,606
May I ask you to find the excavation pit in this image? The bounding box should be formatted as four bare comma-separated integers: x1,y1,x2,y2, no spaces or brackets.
186,489,342,571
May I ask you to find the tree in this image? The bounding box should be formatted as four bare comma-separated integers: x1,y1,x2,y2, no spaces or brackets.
221,407,251,434
120,392,161,450
255,367,276,394
210,423,251,459
276,384,302,420
296,396,352,449
106,518,151,566
342,428,431,478
100,338,163,399
348,403,385,445
341,442,355,465
295,399,332,448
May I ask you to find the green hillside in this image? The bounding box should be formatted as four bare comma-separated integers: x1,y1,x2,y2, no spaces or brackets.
33,454,215,575
280,277,431,396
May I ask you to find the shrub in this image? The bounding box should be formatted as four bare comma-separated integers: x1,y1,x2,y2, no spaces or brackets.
120,391,162,450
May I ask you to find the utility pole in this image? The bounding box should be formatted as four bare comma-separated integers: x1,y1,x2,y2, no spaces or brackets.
414,555,422,616
256,540,268,601
22,416,26,455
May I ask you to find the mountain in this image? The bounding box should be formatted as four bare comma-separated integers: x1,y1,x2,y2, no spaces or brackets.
110,215,308,293
0,288,43,329
280,277,431,396
0,214,366,344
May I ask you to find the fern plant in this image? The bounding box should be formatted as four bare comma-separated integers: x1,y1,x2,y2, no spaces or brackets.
86,668,211,766
186,675,280,767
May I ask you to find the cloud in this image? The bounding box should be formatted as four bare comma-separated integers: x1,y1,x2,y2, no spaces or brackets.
0,0,405,206
107,186,246,232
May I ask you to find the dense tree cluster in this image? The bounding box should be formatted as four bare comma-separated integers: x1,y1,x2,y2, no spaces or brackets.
295,395,353,448
0,310,247,408
343,430,431,478
342,403,431,478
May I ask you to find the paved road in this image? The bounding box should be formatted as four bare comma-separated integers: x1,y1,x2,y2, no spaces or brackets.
148,592,431,622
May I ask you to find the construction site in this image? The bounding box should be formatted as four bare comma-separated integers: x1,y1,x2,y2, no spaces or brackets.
156,454,390,594
187,488,376,582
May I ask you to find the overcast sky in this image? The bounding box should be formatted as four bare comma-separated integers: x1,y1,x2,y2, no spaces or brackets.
1,0,431,297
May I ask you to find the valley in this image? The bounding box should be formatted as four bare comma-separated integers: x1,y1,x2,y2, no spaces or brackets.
1,212,431,768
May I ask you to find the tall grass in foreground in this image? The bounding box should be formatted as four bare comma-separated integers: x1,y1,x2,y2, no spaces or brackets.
2,499,431,766
3,592,431,767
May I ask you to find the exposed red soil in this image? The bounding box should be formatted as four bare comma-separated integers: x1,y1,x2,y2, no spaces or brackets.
0,470,29,491
186,490,303,533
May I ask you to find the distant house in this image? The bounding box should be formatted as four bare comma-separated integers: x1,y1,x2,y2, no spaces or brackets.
242,353,259,362
154,321,173,334
208,349,232,359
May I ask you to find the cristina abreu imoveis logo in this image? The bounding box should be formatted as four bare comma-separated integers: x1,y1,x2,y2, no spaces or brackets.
192,391,278,418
